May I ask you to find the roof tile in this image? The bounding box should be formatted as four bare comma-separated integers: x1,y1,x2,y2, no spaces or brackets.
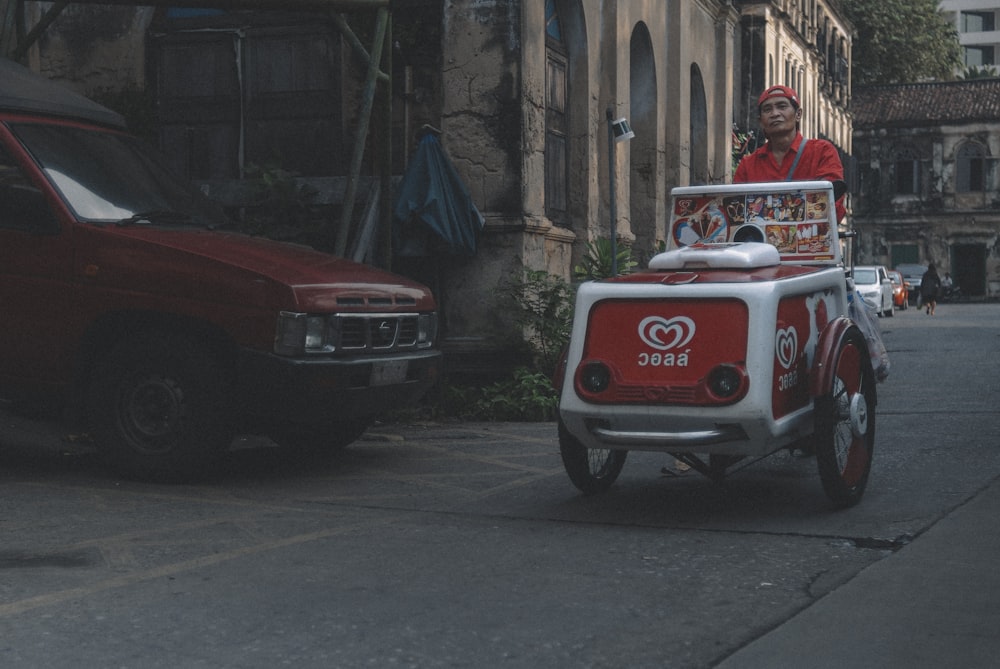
853,79,1000,127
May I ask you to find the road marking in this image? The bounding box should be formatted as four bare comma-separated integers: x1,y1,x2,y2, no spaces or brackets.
0,521,379,618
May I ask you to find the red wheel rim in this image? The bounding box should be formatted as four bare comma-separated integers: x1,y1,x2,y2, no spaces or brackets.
833,342,869,485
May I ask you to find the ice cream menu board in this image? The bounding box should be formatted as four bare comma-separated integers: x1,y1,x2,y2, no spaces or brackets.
669,189,835,262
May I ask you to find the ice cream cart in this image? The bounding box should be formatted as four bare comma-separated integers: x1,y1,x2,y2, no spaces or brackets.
556,180,885,508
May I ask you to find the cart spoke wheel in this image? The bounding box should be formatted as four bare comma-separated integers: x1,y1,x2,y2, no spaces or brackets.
558,420,627,495
814,326,876,508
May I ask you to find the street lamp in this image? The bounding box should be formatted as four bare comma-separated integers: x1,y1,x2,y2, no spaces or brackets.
607,108,634,277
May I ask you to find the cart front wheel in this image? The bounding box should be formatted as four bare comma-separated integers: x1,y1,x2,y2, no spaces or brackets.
814,326,876,508
558,420,627,494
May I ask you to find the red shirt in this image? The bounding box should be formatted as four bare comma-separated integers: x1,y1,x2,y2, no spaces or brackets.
734,132,846,221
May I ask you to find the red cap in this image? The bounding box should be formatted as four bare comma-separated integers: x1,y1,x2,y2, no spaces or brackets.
758,85,799,109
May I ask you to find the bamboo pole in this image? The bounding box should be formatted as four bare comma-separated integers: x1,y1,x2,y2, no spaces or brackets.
334,5,388,257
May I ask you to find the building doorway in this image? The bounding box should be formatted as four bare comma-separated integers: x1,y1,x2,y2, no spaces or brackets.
951,243,986,296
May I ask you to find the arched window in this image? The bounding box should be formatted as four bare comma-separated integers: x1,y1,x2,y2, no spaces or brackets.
956,141,986,192
545,0,569,226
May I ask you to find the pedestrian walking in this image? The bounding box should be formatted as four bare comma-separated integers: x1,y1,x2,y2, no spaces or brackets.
921,263,941,315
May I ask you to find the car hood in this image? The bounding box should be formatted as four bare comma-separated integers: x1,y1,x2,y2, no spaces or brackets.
75,225,437,312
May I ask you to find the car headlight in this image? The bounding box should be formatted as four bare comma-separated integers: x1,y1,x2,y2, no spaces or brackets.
417,313,438,347
274,311,333,355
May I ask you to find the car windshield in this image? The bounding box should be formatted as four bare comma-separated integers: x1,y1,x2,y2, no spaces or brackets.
10,121,226,227
854,268,877,284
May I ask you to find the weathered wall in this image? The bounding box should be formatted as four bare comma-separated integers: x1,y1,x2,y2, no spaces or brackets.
437,0,740,358
853,122,1000,298
27,3,153,93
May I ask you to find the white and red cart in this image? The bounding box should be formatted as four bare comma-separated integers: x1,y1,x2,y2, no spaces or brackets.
557,180,884,507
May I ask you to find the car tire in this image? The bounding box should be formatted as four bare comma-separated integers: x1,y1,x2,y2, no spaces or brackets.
87,333,235,482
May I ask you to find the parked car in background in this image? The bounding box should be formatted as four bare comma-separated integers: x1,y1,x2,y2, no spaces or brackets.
895,263,927,306
0,59,441,481
853,265,894,317
887,270,908,310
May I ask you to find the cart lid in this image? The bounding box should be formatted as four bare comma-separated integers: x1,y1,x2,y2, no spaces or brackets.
649,242,780,270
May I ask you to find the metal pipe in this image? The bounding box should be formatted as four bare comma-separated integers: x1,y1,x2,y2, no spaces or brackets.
607,107,618,277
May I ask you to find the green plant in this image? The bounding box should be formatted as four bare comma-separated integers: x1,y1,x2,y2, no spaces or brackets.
472,367,559,421
505,268,575,372
573,237,637,280
388,268,577,424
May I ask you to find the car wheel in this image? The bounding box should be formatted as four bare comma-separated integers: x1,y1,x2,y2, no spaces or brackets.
88,333,235,482
558,419,627,494
813,326,876,509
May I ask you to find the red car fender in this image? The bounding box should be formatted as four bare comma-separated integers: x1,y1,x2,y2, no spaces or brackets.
809,316,855,398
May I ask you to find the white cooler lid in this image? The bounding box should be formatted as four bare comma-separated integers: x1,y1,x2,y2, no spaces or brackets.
648,242,780,270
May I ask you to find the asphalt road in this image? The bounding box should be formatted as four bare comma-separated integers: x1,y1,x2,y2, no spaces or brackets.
1,302,998,668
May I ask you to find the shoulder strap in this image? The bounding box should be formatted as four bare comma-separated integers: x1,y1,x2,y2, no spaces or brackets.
785,138,808,181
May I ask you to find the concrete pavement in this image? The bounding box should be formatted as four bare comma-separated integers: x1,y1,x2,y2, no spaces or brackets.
716,474,1000,668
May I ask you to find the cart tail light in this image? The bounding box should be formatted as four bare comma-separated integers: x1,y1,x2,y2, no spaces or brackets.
707,364,748,401
580,361,612,394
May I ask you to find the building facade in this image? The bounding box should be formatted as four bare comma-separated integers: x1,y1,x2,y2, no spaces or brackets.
736,0,854,158
941,0,1000,70
5,0,856,364
851,79,1000,299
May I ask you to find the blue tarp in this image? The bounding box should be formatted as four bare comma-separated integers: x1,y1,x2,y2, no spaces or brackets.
393,133,484,257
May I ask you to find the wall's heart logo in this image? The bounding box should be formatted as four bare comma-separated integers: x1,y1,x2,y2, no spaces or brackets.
775,327,798,369
638,316,696,351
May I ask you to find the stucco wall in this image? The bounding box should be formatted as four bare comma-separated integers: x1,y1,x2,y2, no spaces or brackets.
436,0,741,353
28,3,153,93
853,122,1000,298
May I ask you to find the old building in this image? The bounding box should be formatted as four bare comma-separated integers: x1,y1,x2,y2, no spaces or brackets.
736,0,853,161
851,79,1000,299
3,0,857,367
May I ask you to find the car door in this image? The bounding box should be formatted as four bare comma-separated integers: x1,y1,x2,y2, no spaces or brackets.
0,133,78,399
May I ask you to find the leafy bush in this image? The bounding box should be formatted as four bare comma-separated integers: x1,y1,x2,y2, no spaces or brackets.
504,269,575,372
573,237,637,280
471,367,559,421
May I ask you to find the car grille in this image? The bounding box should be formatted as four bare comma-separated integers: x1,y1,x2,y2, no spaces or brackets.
336,314,420,352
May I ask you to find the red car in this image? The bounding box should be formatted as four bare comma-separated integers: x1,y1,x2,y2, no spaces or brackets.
888,270,909,310
0,59,441,480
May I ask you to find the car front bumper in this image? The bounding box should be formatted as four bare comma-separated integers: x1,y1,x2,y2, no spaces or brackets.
235,348,441,426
